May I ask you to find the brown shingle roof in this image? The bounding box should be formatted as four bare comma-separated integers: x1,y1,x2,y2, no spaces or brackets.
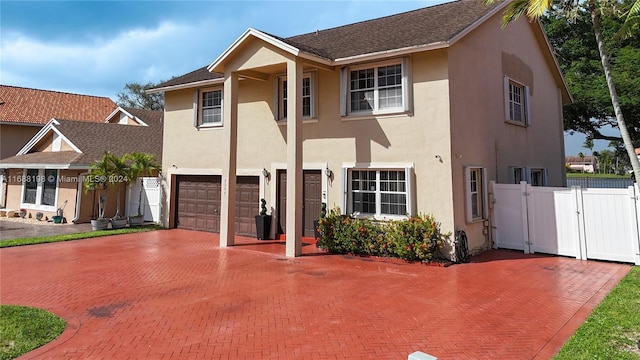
0,85,117,125
120,107,164,127
154,66,223,89
284,0,502,60
153,0,503,90
0,119,162,167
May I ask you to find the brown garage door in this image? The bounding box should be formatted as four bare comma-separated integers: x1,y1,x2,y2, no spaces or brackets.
176,175,221,232
175,175,259,236
235,176,259,236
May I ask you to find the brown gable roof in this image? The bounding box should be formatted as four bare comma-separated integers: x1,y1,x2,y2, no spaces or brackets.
155,66,224,89
153,0,503,90
284,0,502,60
0,85,117,125
120,107,164,127
0,119,162,167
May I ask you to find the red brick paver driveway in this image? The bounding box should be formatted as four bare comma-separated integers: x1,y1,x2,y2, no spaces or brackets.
1,229,630,359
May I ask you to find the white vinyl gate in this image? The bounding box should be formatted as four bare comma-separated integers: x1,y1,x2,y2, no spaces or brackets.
126,177,161,223
491,181,640,265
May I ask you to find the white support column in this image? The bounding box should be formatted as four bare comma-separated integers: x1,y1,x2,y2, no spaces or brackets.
286,59,303,257
520,181,531,254
220,71,239,247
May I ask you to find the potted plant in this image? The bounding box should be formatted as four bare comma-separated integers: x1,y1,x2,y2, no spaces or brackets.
85,152,111,230
255,198,272,240
314,202,327,242
125,152,159,227
108,154,129,229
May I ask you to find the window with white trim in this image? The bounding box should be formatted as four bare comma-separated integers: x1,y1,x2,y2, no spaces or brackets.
199,88,223,126
22,168,58,210
530,168,546,186
504,77,530,125
465,167,486,222
510,167,526,184
509,167,546,186
350,169,408,216
277,74,315,120
342,59,410,116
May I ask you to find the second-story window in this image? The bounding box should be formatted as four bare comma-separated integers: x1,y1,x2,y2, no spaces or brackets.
277,74,315,121
199,89,223,126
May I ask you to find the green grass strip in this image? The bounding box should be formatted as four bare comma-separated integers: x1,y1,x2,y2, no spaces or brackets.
554,266,640,359
0,225,163,248
0,305,66,360
566,172,632,179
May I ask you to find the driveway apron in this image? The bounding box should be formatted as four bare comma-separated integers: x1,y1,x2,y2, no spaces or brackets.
1,229,630,359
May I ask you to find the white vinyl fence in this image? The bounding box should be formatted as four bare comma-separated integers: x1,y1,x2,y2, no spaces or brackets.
126,177,161,223
491,181,640,265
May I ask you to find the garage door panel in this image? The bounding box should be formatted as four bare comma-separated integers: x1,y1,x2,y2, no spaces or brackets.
175,175,258,236
176,175,221,232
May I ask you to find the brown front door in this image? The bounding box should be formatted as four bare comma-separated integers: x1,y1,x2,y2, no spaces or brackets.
175,175,221,232
277,170,322,237
235,176,259,237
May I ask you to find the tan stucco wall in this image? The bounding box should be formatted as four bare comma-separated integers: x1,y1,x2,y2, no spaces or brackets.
162,47,456,242
3,168,82,222
447,14,567,252
0,124,41,159
162,21,567,257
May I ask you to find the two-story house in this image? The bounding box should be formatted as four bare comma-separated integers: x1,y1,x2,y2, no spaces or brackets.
149,0,571,258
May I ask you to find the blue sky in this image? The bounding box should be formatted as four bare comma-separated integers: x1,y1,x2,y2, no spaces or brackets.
0,0,612,155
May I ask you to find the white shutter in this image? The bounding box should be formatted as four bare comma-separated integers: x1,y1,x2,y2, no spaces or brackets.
310,72,318,118
340,67,348,116
465,166,473,223
524,85,531,125
405,166,413,215
273,77,280,120
503,76,510,121
402,57,412,113
481,167,488,219
193,90,199,127
341,167,348,214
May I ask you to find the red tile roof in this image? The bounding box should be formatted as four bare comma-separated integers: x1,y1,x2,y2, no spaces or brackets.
0,85,117,125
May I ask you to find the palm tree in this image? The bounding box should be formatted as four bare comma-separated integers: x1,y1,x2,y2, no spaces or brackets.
487,0,640,180
84,152,112,220
107,153,130,219
125,152,159,217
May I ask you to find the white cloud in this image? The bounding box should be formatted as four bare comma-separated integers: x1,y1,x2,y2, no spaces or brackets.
0,19,236,99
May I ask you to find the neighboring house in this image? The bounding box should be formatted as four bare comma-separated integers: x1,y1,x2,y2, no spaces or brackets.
0,107,163,222
566,155,595,173
0,85,117,206
149,0,571,257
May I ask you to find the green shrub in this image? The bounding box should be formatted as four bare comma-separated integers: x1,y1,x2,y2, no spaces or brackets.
317,208,450,263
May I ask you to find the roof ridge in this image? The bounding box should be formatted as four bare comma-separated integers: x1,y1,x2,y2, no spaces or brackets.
0,84,113,101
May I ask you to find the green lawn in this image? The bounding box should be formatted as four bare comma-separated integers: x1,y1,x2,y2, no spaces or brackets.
566,172,632,179
0,305,66,360
554,266,640,359
0,224,163,248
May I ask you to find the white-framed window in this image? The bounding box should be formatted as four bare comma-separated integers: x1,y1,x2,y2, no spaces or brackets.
504,77,530,125
465,167,486,222
509,167,546,186
530,168,546,186
341,58,411,117
21,168,58,211
195,88,223,127
348,169,409,217
510,166,526,184
276,74,315,120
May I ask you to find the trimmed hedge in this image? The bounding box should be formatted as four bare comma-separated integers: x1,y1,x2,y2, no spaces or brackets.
317,208,450,263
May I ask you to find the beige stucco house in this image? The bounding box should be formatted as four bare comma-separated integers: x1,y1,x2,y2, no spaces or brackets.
0,85,117,207
0,107,163,222
149,0,571,257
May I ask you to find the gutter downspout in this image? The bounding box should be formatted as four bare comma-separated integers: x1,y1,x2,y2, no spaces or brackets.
72,172,89,223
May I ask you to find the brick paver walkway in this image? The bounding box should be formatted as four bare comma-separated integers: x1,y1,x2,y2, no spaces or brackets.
1,229,630,359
